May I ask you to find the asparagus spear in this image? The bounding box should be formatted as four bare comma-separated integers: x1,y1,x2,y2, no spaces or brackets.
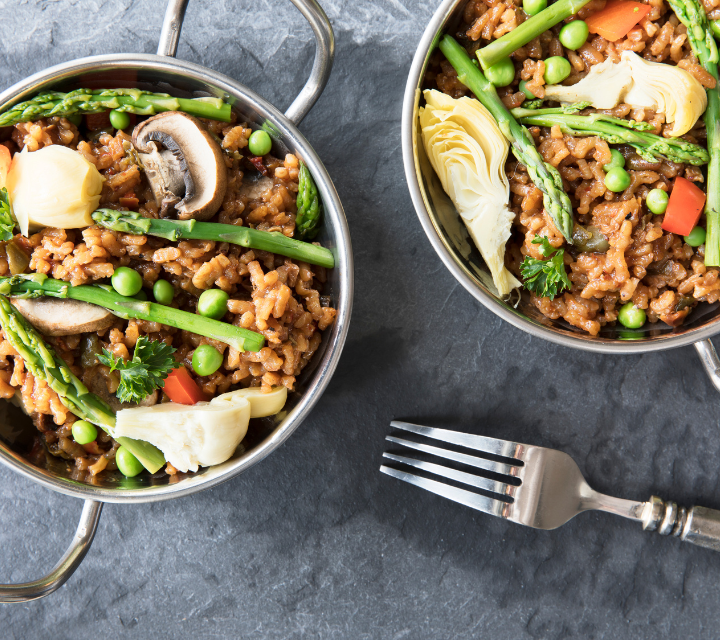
0,274,265,353
0,88,232,127
295,162,323,240
712,20,720,40
439,35,575,242
511,109,710,165
91,209,334,269
477,0,593,70
513,104,655,131
665,0,720,265
0,294,165,473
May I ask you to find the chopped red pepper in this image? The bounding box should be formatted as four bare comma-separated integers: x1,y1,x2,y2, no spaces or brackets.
661,176,706,237
586,0,651,41
249,156,268,176
162,366,207,405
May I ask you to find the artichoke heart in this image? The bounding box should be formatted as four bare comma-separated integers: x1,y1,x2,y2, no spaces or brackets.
419,89,520,296
544,51,706,137
6,145,104,236
114,386,287,472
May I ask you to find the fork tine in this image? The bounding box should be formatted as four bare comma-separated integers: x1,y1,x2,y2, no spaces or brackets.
380,465,508,517
382,452,514,497
386,436,519,477
390,421,524,461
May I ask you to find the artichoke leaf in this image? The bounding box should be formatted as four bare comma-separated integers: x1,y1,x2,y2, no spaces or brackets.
6,145,104,236
419,89,520,296
544,51,707,137
114,385,288,472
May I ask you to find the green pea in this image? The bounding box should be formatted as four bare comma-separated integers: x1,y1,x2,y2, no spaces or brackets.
248,130,272,156
72,420,97,445
618,302,646,329
109,109,131,130
646,188,669,215
523,0,547,15
153,279,175,305
604,167,631,193
116,446,144,477
559,20,589,50
685,226,706,247
519,80,536,99
485,57,515,87
67,114,83,127
543,56,572,85
603,149,625,172
197,289,229,319
111,266,143,297
192,344,224,377
133,288,148,301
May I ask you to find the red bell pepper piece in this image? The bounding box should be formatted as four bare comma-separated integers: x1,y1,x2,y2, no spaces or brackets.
249,155,268,176
162,366,207,405
661,176,706,237
586,0,651,41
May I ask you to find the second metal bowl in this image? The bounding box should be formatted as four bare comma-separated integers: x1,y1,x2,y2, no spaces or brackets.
402,0,720,386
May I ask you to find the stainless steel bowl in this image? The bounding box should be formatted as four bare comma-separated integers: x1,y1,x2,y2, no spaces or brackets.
402,0,720,386
0,0,353,602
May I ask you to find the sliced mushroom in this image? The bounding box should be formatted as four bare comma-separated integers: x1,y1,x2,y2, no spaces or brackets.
83,366,159,412
238,174,273,201
132,111,227,221
11,298,115,336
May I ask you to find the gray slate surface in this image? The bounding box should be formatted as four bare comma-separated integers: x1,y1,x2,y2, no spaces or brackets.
1,1,720,638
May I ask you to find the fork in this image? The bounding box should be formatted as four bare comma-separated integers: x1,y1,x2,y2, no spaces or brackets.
380,421,720,551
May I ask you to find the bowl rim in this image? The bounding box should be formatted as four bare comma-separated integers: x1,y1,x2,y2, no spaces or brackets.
401,0,720,355
0,52,354,503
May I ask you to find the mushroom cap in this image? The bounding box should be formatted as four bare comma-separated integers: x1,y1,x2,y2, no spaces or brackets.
11,298,115,336
132,111,227,221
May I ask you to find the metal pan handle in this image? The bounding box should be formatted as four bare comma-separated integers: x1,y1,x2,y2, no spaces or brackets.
157,0,334,125
0,500,102,603
694,339,720,392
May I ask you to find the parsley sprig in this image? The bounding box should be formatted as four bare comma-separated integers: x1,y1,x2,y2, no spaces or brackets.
520,236,572,300
0,188,17,241
98,335,181,404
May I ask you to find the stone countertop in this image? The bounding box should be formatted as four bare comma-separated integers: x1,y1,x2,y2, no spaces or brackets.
1,1,720,638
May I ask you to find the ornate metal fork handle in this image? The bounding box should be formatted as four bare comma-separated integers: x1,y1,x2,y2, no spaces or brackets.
641,497,720,551
382,421,720,552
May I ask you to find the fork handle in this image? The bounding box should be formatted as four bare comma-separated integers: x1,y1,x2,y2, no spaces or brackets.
642,496,720,551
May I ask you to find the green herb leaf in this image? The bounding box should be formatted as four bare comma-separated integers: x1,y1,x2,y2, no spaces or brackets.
520,236,572,300
0,188,16,241
97,335,181,403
